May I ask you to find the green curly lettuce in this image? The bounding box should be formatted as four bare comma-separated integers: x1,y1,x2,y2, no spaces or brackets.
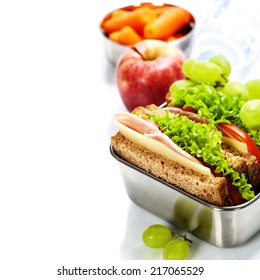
168,83,260,148
147,112,254,201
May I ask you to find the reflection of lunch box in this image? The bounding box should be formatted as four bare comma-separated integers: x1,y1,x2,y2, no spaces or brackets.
110,145,260,247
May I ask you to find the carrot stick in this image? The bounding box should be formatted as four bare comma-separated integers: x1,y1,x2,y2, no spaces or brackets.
110,9,129,19
108,31,121,43
166,33,185,42
143,7,192,40
102,7,157,34
109,26,142,45
152,6,173,17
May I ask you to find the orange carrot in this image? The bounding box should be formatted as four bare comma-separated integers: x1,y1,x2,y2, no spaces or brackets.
166,36,177,42
109,26,142,45
110,9,129,19
166,33,185,42
100,10,129,31
143,7,192,40
109,31,121,43
152,6,173,17
102,7,157,34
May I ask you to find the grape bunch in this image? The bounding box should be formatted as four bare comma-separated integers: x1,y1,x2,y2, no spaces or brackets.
172,54,260,129
142,224,192,260
182,54,231,87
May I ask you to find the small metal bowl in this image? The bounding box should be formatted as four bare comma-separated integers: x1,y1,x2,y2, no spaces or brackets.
100,2,196,65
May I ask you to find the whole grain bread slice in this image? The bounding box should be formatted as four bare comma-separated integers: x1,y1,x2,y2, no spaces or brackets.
111,132,230,206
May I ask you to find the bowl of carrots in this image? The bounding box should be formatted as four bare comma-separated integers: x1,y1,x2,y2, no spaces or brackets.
100,2,196,64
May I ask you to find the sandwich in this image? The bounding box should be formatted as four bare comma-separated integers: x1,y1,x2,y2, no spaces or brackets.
111,102,260,207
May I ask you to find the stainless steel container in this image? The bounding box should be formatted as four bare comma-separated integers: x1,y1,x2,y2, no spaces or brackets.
110,145,260,248
100,2,196,65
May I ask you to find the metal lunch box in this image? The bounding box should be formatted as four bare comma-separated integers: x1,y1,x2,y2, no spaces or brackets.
110,145,260,248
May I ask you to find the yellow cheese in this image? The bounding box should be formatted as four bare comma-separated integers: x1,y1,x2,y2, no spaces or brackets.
222,136,248,154
116,121,212,176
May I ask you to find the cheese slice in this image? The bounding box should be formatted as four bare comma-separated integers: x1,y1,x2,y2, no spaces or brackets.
116,121,212,176
222,136,248,154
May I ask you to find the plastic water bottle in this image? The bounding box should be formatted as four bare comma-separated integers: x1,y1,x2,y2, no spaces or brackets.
190,0,260,80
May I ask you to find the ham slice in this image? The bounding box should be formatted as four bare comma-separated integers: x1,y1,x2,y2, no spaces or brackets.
115,112,159,134
162,106,209,123
115,111,202,164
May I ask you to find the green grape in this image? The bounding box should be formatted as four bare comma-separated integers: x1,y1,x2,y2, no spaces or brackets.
190,61,222,85
209,54,231,77
240,99,260,128
223,81,248,101
216,86,224,92
169,79,197,93
182,59,200,80
142,224,172,248
245,79,260,100
216,75,228,87
163,239,189,260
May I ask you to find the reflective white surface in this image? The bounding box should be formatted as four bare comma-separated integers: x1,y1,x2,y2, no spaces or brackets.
1,1,260,279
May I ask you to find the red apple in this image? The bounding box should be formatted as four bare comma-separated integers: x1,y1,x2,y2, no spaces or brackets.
115,39,185,111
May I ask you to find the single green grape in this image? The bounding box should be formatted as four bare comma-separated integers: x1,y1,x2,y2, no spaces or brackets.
169,79,197,93
190,61,222,85
216,75,228,87
182,59,200,80
240,99,260,128
245,79,260,100
223,81,248,101
142,224,172,248
163,239,189,260
216,86,224,92
209,54,231,77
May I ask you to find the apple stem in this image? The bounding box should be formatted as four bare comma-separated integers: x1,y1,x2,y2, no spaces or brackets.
131,46,146,60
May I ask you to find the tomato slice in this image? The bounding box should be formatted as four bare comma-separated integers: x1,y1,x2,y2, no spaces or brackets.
218,123,260,163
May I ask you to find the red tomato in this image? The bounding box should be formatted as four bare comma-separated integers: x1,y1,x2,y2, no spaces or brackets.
219,123,260,163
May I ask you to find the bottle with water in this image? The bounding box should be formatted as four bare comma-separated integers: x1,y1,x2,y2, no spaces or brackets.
190,0,260,80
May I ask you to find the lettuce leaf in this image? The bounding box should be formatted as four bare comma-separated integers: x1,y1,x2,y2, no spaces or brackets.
148,112,254,201
169,84,260,148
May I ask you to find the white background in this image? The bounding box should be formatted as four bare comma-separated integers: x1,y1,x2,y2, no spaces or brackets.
1,1,260,279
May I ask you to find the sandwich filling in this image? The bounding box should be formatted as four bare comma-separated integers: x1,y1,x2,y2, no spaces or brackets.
115,108,255,204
